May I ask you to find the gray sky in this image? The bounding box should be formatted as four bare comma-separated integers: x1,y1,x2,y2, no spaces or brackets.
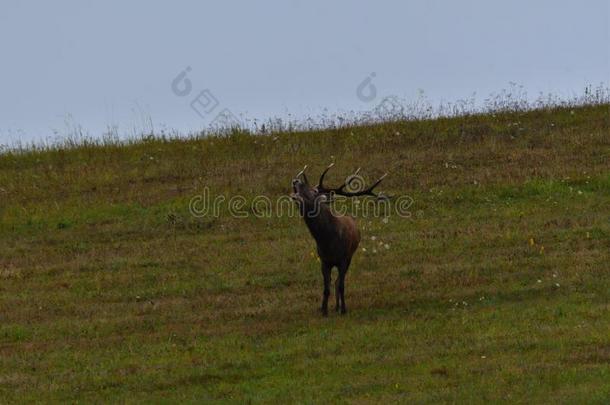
1,0,608,145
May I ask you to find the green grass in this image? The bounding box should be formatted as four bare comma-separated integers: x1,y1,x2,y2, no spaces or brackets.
1,104,609,403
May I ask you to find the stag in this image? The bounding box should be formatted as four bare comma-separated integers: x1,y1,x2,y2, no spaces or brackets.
291,164,387,315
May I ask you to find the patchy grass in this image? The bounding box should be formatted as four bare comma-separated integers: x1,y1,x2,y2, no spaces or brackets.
0,104,609,403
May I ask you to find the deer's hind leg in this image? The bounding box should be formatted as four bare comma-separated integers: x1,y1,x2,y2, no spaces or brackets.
335,274,340,312
337,260,350,315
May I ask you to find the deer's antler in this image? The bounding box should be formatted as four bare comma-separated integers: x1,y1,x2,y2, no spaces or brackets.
317,163,387,199
317,163,334,190
295,165,309,185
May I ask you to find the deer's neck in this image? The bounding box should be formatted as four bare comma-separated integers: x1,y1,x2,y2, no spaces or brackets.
302,204,337,243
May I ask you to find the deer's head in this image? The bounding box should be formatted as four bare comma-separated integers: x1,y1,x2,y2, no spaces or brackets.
291,165,328,216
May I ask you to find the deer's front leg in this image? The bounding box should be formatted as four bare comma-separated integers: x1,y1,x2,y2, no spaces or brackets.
320,262,332,316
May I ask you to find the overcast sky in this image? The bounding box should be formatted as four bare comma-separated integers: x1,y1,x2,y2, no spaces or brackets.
1,0,608,145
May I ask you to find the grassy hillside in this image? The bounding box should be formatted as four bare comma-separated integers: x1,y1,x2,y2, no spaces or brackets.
1,104,609,403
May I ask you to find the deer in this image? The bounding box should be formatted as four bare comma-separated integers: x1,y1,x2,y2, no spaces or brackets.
290,163,387,316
